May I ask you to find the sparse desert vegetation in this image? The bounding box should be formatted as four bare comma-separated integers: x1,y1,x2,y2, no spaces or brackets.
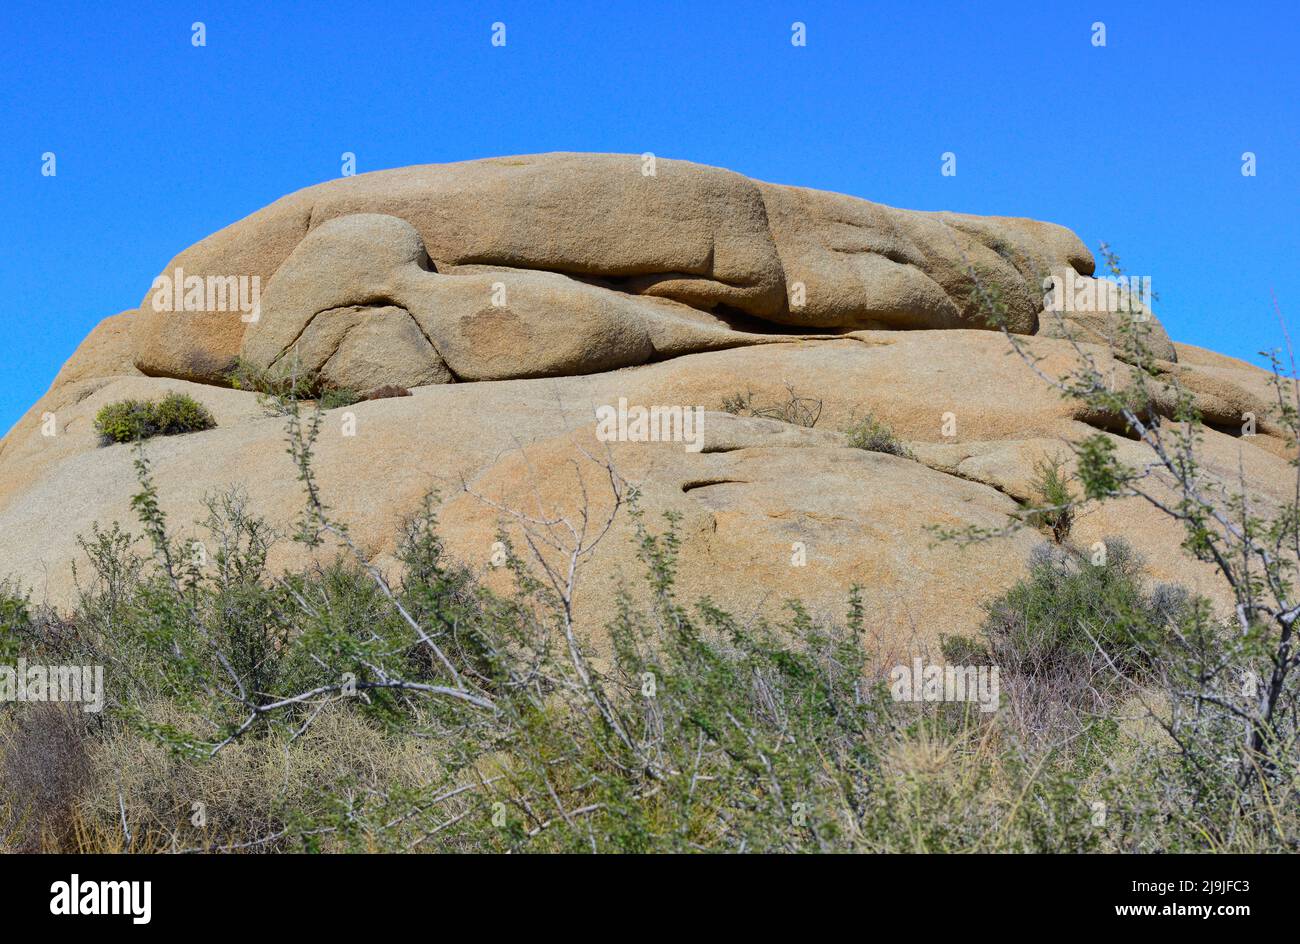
94,393,216,446
2,371,1296,851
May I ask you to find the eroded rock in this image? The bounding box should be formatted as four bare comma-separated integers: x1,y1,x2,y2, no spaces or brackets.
131,154,1116,385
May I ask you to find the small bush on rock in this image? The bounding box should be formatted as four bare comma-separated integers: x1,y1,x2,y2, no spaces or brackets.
227,358,361,414
1024,456,1075,543
93,399,154,445
152,392,218,436
94,394,215,446
844,413,912,458
317,388,361,410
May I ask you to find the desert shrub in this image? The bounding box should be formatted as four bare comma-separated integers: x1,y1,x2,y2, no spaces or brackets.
227,356,316,401
227,356,360,414
318,388,361,410
981,538,1178,683
844,413,912,458
94,394,215,446
938,632,989,665
0,581,31,662
972,539,1190,764
1023,456,1075,542
93,399,156,445
151,392,217,436
720,383,822,427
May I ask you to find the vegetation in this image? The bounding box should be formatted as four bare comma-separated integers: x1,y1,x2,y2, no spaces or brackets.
1023,456,1075,542
3,245,1298,852
227,356,359,415
949,241,1300,850
718,389,912,458
94,393,216,446
843,412,912,458
1,386,1296,850
721,383,822,428
317,388,362,410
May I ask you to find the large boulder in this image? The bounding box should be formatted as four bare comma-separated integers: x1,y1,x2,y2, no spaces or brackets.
758,186,1094,331
130,154,1111,386
4,154,1279,652
239,212,775,386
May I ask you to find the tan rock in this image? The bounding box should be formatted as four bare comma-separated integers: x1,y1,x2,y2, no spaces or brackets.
1035,271,1178,362
129,154,1116,384
241,212,806,385
758,185,1095,332
3,332,1292,649
3,157,1288,657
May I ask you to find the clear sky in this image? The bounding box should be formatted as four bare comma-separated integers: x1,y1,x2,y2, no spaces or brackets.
2,0,1297,434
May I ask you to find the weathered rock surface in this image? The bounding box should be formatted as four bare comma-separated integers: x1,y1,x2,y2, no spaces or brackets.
2,155,1290,653
239,212,783,385
130,153,1113,386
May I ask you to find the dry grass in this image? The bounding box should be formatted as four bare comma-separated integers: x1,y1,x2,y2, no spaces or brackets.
0,704,94,851
1,701,446,853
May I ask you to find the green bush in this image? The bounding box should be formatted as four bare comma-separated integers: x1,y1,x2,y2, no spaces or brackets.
1023,456,1075,543
226,357,315,400
317,388,361,410
92,399,155,445
981,539,1178,682
227,357,360,414
152,392,218,436
93,394,215,446
0,581,31,663
844,413,912,458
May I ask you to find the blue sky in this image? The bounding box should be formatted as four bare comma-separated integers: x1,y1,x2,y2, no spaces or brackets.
2,0,1297,434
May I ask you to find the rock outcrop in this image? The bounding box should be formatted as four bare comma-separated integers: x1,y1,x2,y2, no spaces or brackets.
129,153,1103,386
1,154,1288,651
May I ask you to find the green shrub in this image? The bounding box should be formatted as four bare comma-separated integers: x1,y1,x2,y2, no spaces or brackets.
93,399,156,445
981,539,1178,682
938,632,989,665
94,394,215,446
0,581,31,663
227,357,361,414
844,413,912,458
317,388,361,410
1023,456,1075,542
151,393,217,436
227,357,315,400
